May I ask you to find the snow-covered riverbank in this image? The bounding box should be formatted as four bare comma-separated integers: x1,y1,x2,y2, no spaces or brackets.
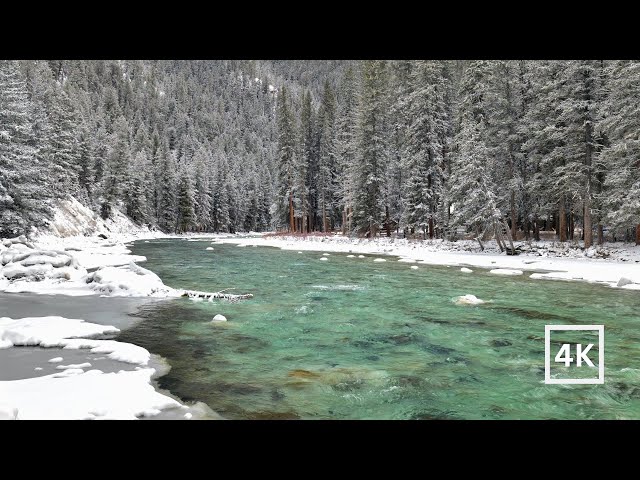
216,235,640,291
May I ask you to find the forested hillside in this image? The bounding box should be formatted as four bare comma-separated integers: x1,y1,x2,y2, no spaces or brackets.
1,60,639,245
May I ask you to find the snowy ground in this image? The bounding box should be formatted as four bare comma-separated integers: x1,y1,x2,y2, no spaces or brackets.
0,197,227,420
215,234,640,291
0,315,219,420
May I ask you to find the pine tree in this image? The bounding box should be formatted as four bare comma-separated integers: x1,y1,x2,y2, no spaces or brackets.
352,60,389,237
318,80,337,232
334,67,359,234
176,170,196,233
101,116,130,218
599,60,640,244
276,85,297,231
157,143,177,231
0,60,51,236
403,60,449,239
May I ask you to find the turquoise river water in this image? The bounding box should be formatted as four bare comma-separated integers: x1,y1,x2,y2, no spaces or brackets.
118,239,640,419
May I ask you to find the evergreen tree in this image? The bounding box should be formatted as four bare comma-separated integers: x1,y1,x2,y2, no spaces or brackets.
352,60,389,237
0,60,51,235
176,170,196,233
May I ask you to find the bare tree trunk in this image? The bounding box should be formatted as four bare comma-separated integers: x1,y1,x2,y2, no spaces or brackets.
534,215,540,241
502,220,515,254
494,222,505,252
559,197,567,242
636,223,640,246
428,217,434,239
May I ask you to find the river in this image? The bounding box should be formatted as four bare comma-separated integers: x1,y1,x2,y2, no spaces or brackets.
109,238,640,419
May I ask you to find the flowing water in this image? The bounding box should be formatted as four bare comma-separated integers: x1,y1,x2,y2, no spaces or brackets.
118,239,640,419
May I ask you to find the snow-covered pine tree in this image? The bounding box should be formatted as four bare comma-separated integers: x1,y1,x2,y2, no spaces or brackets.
176,168,196,233
101,116,130,218
156,142,177,232
403,60,449,239
0,60,51,236
317,80,337,232
276,85,297,231
599,60,640,244
449,61,499,235
297,91,313,233
352,60,389,237
334,67,359,234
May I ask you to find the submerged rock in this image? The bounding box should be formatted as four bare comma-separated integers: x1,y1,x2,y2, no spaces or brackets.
373,258,386,262
618,277,634,287
319,257,328,261
455,294,485,305
205,247,214,251
410,265,419,270
489,339,513,348
211,314,227,322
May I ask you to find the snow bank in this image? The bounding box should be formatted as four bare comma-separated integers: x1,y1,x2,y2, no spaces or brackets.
0,315,183,419
0,316,150,365
455,294,485,305
216,235,640,293
0,368,181,420
84,262,179,297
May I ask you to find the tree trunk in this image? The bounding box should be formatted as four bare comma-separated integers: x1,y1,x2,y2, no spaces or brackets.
494,222,505,252
534,215,540,241
428,217,434,239
510,191,517,239
385,206,391,237
636,223,640,246
559,198,566,242
289,193,295,233
342,209,347,235
597,223,603,246
569,209,574,240
584,198,592,248
502,220,515,254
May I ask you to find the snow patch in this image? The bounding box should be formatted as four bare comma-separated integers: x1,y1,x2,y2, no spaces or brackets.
489,269,523,276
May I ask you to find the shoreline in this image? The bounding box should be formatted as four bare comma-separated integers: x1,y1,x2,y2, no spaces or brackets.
215,235,640,292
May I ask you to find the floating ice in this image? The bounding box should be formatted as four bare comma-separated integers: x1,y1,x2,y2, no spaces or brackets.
373,258,386,262
212,314,227,322
56,363,92,370
206,247,214,251
410,266,419,270
358,255,365,258
48,357,64,363
346,255,355,258
460,267,473,273
489,269,523,276
320,257,328,261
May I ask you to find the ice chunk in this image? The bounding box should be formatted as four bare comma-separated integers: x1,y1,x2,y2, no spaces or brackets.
489,269,523,276
206,247,214,251
460,267,473,273
212,314,227,322
410,266,419,270
56,362,92,370
48,357,64,363
320,257,328,261
373,258,386,262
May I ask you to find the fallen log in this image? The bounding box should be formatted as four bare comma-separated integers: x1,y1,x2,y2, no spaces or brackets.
181,288,253,301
